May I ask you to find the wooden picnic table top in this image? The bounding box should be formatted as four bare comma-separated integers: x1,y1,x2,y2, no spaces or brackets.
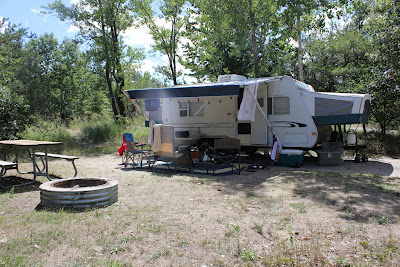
0,140,62,147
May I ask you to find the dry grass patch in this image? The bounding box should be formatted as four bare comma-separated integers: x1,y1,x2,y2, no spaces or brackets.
0,154,399,266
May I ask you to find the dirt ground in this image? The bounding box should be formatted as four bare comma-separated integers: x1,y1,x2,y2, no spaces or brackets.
0,153,399,266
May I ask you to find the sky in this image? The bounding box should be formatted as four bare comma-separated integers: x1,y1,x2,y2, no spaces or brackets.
0,0,189,84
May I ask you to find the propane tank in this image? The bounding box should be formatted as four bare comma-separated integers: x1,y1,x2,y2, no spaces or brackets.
346,131,357,146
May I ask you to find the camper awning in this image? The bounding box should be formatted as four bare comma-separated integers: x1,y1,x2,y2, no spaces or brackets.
124,83,241,100
124,76,285,100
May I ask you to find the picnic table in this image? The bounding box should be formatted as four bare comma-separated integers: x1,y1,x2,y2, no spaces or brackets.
0,140,62,188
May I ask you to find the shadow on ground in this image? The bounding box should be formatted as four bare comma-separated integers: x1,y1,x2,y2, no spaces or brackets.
118,154,399,225
0,176,41,194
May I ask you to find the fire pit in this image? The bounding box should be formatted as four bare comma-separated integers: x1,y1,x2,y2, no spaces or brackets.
39,177,118,209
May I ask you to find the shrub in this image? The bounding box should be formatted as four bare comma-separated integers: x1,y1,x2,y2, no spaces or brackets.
0,87,30,139
21,120,78,148
359,130,400,158
81,117,125,144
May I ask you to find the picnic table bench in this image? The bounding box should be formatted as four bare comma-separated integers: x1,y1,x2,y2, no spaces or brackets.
34,152,79,178
0,160,19,188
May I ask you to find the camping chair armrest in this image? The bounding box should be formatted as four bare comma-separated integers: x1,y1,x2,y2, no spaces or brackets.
135,142,151,150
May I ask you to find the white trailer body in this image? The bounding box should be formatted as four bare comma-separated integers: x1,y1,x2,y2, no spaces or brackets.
125,75,371,149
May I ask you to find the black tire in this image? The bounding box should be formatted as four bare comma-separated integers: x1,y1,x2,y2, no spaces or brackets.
39,177,118,209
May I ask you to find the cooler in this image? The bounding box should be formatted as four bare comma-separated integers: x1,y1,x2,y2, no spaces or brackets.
279,149,304,167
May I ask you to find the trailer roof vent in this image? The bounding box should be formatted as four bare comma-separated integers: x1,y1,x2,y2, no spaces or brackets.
217,74,247,82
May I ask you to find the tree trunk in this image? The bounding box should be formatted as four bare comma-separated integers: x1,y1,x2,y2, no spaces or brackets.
170,18,178,85
249,0,260,78
106,70,119,119
297,15,304,82
111,21,126,117
98,0,119,120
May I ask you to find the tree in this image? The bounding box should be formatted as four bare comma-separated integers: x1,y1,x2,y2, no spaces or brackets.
228,0,279,78
364,0,400,133
304,26,372,92
368,73,400,134
46,0,141,120
51,39,106,120
0,87,30,139
0,18,27,88
16,33,59,117
278,0,347,81
183,0,279,80
133,0,186,85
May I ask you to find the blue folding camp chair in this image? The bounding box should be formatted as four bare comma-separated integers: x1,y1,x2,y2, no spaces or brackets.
122,133,152,168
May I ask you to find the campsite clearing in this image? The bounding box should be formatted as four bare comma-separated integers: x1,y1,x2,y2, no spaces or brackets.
0,154,399,266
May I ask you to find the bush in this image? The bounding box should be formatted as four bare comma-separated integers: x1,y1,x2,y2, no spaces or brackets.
22,120,79,148
0,87,30,139
358,130,400,158
81,117,125,144
78,114,149,145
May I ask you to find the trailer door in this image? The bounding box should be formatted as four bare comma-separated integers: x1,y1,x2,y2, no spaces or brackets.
251,85,269,145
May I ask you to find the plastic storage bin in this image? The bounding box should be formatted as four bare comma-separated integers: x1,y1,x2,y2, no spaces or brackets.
316,149,344,166
279,149,304,167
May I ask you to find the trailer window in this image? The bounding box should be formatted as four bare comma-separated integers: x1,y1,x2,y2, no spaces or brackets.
189,101,204,116
179,102,188,117
238,123,251,134
274,97,290,114
179,101,204,117
267,97,290,115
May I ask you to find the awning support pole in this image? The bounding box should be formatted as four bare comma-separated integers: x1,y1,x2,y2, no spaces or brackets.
130,99,151,122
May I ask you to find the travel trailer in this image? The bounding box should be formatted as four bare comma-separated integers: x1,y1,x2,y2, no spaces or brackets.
124,75,371,151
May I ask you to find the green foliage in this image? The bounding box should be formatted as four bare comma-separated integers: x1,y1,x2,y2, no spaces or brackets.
81,117,126,144
184,0,279,80
19,115,149,155
305,27,372,92
134,0,186,85
238,248,257,262
0,18,27,88
21,120,79,148
46,0,144,120
0,87,30,140
1,0,399,137
359,130,400,158
368,74,400,134
364,0,400,133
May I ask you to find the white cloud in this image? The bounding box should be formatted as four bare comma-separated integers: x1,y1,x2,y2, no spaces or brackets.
123,25,154,48
141,59,158,73
31,9,40,15
31,8,48,23
67,24,79,33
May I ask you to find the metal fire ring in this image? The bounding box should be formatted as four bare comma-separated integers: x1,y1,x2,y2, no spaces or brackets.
39,177,118,209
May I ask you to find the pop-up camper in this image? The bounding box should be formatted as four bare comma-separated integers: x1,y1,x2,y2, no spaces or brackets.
124,75,371,151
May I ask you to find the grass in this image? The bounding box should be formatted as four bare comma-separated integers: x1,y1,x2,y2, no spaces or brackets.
0,117,399,266
20,115,149,156
0,167,399,266
19,115,400,158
